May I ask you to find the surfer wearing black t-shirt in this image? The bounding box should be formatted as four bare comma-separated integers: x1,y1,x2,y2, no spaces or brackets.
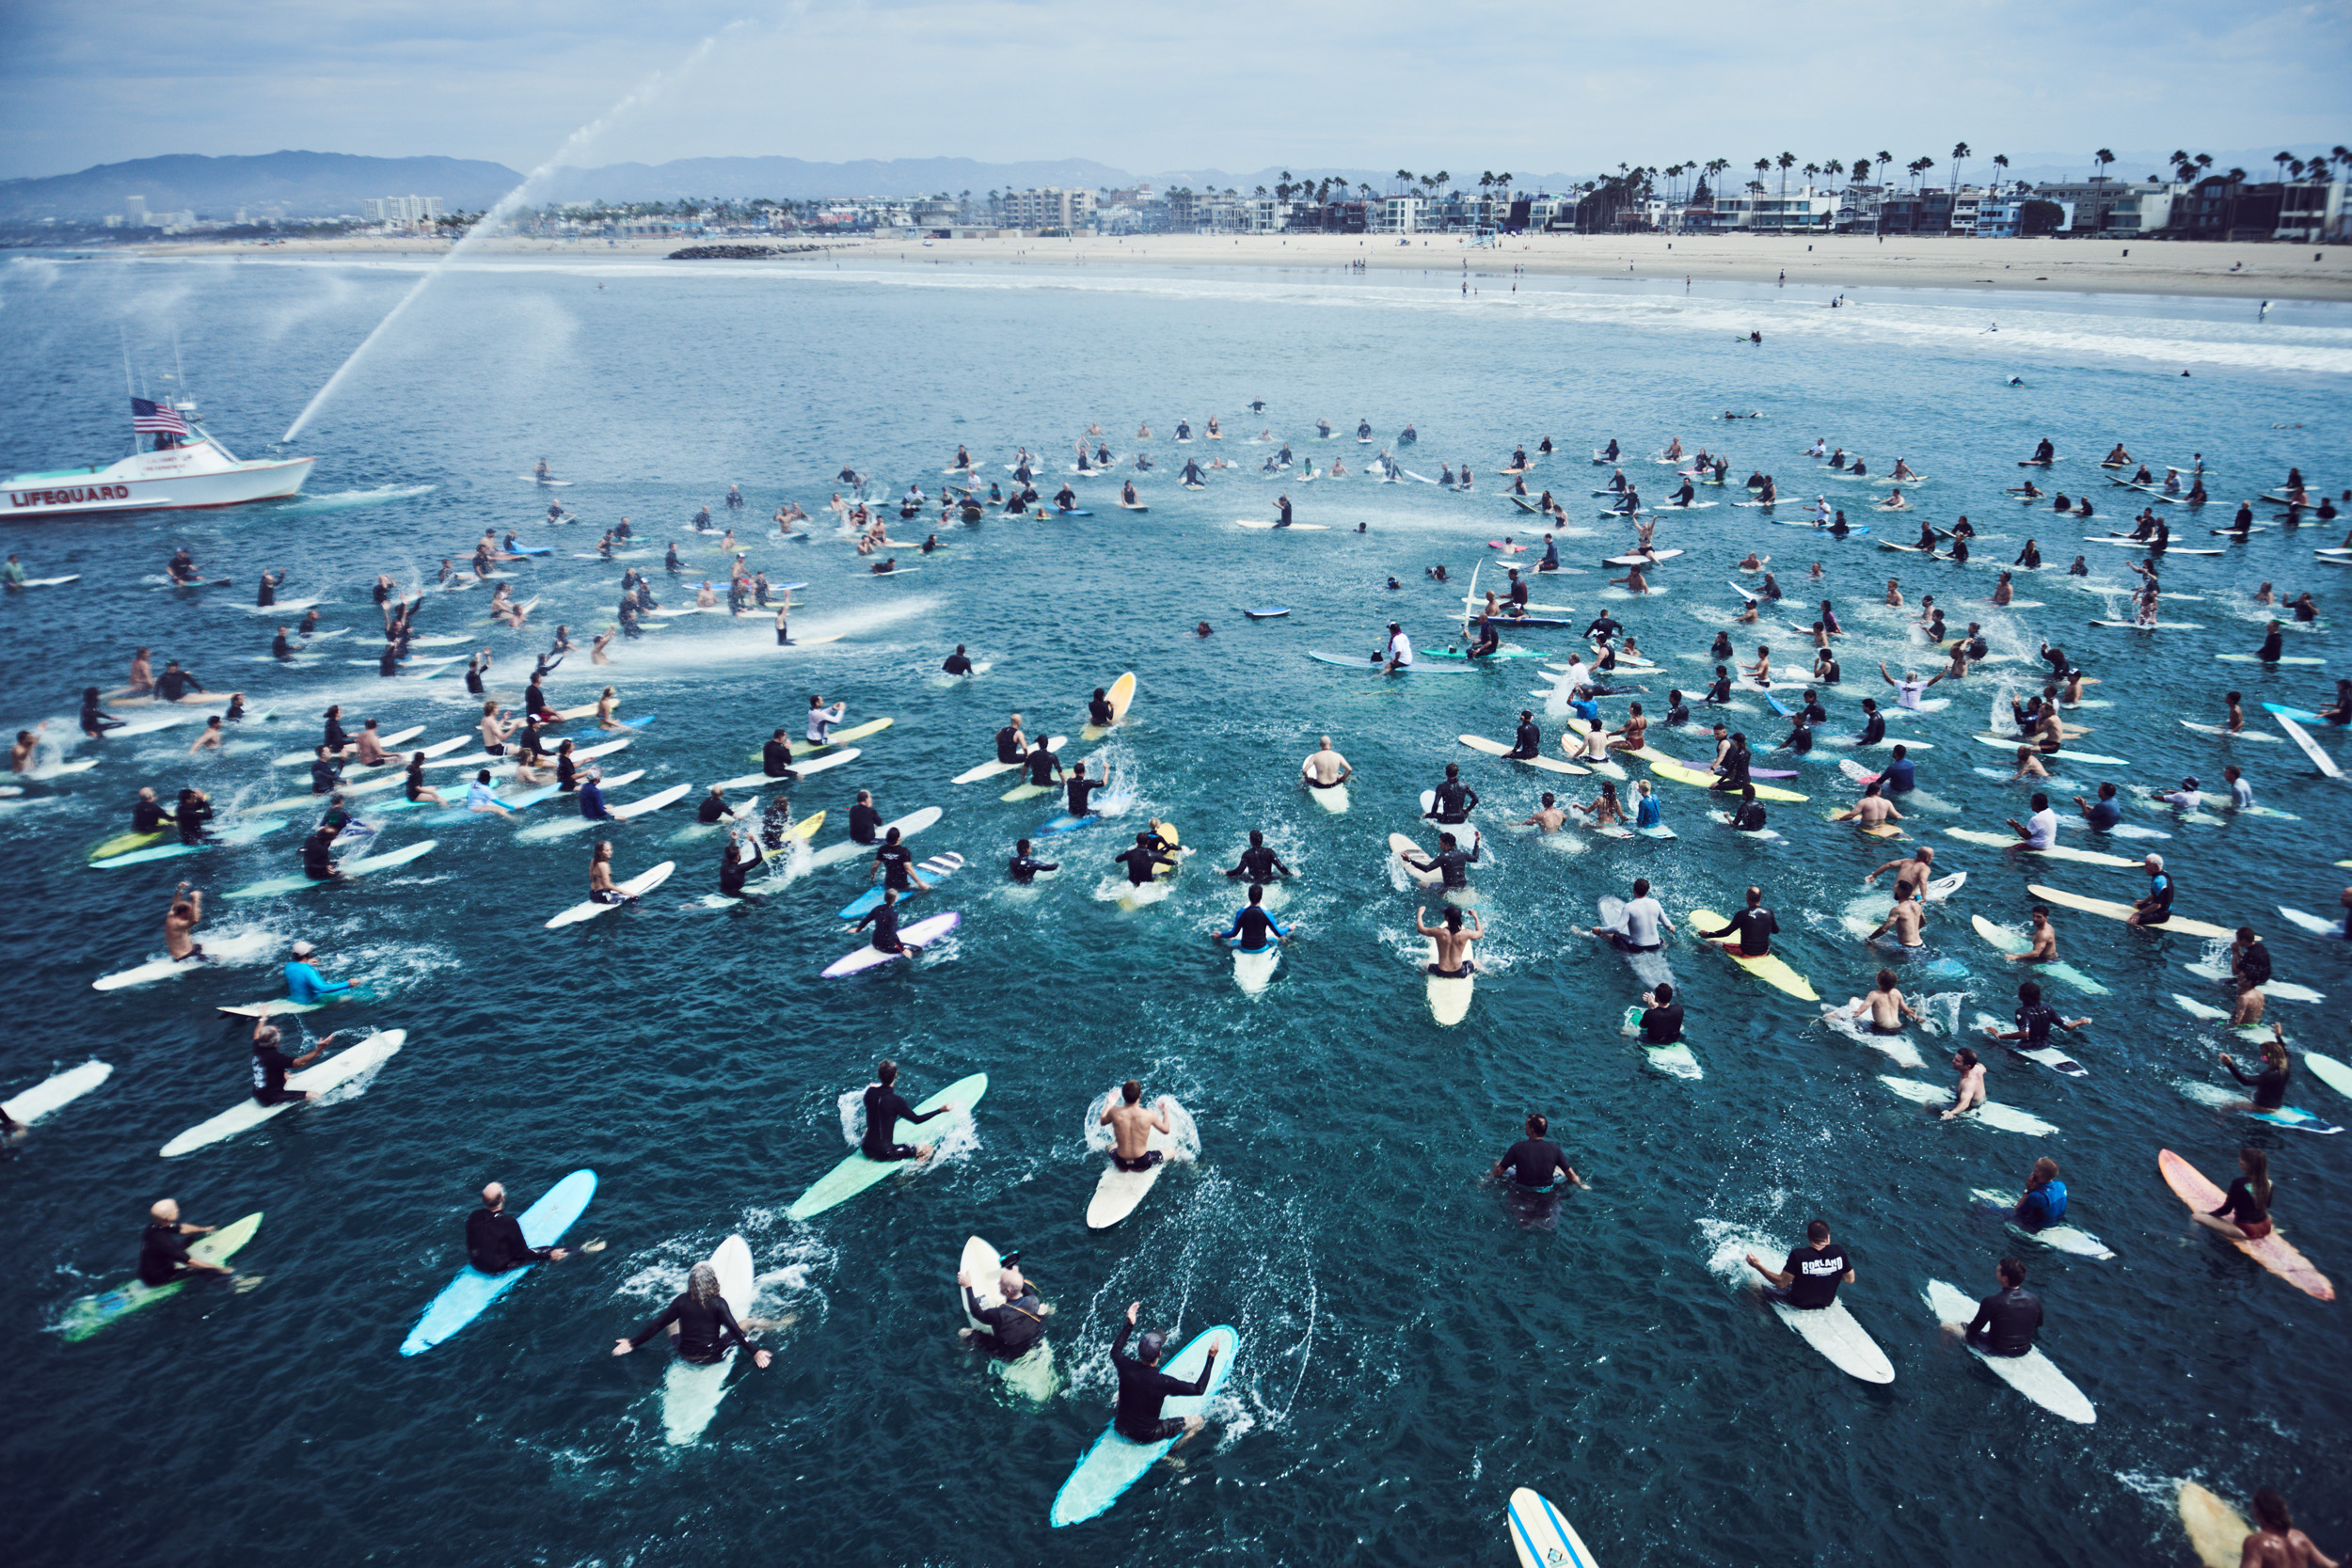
1491,1115,1584,1191
1744,1219,1852,1308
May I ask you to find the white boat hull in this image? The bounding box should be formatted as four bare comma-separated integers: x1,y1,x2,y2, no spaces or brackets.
6,442,315,518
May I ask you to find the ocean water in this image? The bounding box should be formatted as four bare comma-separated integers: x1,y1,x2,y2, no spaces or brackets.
2,250,2348,1567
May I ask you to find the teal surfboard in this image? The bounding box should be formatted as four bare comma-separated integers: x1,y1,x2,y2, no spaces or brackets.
58,1212,263,1342
786,1074,986,1221
400,1170,596,1355
1050,1324,1237,1527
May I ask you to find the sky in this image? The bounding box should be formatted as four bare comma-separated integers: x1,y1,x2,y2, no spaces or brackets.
2,0,2347,183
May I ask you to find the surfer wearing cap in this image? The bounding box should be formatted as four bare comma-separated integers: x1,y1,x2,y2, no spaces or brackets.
1381,622,1413,674
1744,1220,1853,1308
1301,736,1351,793
861,1060,946,1164
2126,853,2175,927
284,940,351,1003
468,1181,571,1271
1110,1300,1218,1449
138,1199,236,1287
613,1260,771,1369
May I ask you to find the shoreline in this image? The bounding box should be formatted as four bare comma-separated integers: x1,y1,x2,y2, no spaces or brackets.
126,230,2352,301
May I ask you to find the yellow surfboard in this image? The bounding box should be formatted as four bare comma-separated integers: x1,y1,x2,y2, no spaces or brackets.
1651,755,1808,803
1081,672,1136,739
1688,908,1820,1000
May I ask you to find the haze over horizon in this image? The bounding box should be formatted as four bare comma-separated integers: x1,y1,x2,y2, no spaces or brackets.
2,0,2344,185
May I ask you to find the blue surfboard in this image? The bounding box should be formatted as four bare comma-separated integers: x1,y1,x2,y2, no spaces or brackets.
400,1169,596,1355
1038,813,1100,835
1049,1325,1237,1527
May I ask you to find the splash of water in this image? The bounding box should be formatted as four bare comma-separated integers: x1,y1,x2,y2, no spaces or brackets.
279,30,730,444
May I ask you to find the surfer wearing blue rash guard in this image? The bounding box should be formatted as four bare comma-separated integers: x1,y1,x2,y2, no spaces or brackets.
960,1259,1048,1357
614,1261,771,1369
1951,1258,2042,1357
1008,838,1059,884
1745,1220,1852,1308
2073,781,2122,830
1216,883,1289,951
2126,853,2174,927
576,774,612,821
467,1181,570,1272
1221,831,1293,882
2009,1158,2068,1231
861,1060,946,1163
1111,1301,1218,1446
1880,744,1917,794
1425,764,1478,823
1491,1115,1583,1191
283,940,350,1004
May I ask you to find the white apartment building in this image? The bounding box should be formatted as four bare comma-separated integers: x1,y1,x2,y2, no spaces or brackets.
1377,196,1422,233
364,196,446,224
1002,186,1097,230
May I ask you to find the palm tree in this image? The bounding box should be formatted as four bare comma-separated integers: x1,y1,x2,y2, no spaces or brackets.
2274,150,2294,185
1395,168,1413,197
1992,153,2010,193
2093,148,2114,184
1951,142,1969,196
1777,151,1797,220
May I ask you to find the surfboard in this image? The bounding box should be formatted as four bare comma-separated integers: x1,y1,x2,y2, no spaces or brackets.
88,820,289,869
1708,1230,1894,1383
2304,1052,2352,1104
1049,1324,1238,1527
790,717,892,756
1087,1101,1194,1228
808,806,943,871
1081,672,1136,739
1970,1009,2086,1077
1232,939,1279,995
1306,778,1348,813
1969,1188,2114,1259
958,1235,1057,1401
401,1169,597,1354
2026,883,2234,942
58,1212,262,1341
2272,713,2344,778
713,749,860,794
658,1234,756,1444
2178,1481,2252,1568
1507,1487,1600,1568
1459,733,1586,775
1687,908,1817,999
1245,608,1290,619
820,911,960,977
1970,736,2129,766
2,1059,113,1126
1424,937,1476,1025
1306,651,1474,673
838,853,965,921
1966,915,2109,995
2159,1148,2333,1299
1920,1278,2094,1423
1879,1075,2058,1135
1651,756,1806,802
787,1073,986,1219
952,736,1069,784
1390,832,1447,888
1235,520,1328,531
2177,1077,2342,1133
88,830,169,861
2217,653,2325,665
161,1029,405,1157
1942,826,2137,869
222,838,437,900
545,862,675,928
1621,1004,1699,1078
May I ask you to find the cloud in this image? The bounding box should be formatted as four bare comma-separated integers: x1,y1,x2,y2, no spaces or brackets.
2,0,2345,182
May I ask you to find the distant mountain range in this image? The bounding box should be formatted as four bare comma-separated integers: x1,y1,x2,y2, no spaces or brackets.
3,146,2335,223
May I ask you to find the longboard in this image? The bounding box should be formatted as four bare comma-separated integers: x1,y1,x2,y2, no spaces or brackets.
1080,673,1136,739
2179,1482,2252,1568
2273,713,2345,778
401,1169,598,1354
1050,1324,1238,1526
58,1212,262,1341
224,838,436,899
821,910,959,976
2026,883,2234,941
787,1073,987,1218
808,806,944,871
1652,756,1806,802
2,1059,113,1126
1687,908,1817,999
1880,1075,2058,1135
1507,1487,1601,1568
1086,1102,1194,1228
712,747,860,792
790,717,892,756
1459,733,1586,775
1921,1278,2094,1423
1305,778,1349,814
1708,1230,1893,1383
2159,1148,2333,1299
1970,736,2128,766
953,736,1068,785
546,862,675,927
1943,826,2137,868
660,1234,756,1444
1967,915,2109,995
1969,1187,2114,1259
161,1029,405,1157
838,852,965,920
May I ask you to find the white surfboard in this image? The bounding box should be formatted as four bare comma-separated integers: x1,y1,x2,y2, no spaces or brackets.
160,1030,405,1157
1233,941,1279,994
1507,1487,1600,1568
1880,1075,2058,1135
1820,1003,1926,1069
92,928,280,990
1710,1230,1894,1383
1922,1278,2094,1423
958,1234,1058,1401
1427,938,1474,1025
952,737,1068,785
659,1234,756,1444
1087,1100,1194,1228
545,862,675,928
1969,1188,2115,1259
2,1060,113,1126
821,911,959,976
807,806,943,871
1305,779,1349,814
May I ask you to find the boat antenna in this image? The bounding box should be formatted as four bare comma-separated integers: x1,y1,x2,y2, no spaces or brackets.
120,330,138,458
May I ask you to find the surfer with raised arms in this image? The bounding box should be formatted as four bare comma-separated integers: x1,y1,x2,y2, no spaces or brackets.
1419,904,1482,977
162,883,205,964
1220,830,1294,882
861,1059,947,1164
1109,1300,1218,1453
1743,1219,1853,1309
613,1260,771,1370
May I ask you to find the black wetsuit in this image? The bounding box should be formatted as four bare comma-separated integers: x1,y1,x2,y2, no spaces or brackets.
1425,779,1477,823
2223,1054,2290,1111
850,900,903,952
310,758,341,795
1855,711,1887,746
697,795,729,825
1008,853,1059,884
1222,904,1281,949
1963,1285,2043,1357
763,738,798,779
1406,841,1481,890
1702,906,1778,957
1025,748,1060,786
629,1291,755,1365
1114,846,1162,886
1497,1137,1574,1191
994,726,1024,765
848,801,883,844
300,834,336,880
862,1083,946,1161
1731,800,1770,831
1228,845,1287,881
1066,777,1103,816
942,653,974,675
1638,1003,1685,1044
1712,747,1753,792
1110,1317,1215,1443
137,1222,199,1286
1510,720,1542,760
133,797,172,833
874,843,918,890
466,1205,556,1273
965,1285,1047,1357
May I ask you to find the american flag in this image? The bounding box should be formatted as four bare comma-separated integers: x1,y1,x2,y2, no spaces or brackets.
131,396,190,436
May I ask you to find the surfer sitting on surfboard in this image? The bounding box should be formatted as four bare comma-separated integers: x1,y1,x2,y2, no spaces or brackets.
1419,905,1481,977
861,1061,946,1164
1111,1302,1218,1449
1744,1220,1852,1309
469,1181,572,1271
139,1199,237,1287
1101,1082,1177,1173
960,1259,1048,1360
614,1261,771,1369
1944,1258,2042,1357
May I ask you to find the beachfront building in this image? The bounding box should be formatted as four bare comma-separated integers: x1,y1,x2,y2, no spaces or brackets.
1376,196,1423,234
1001,186,1096,232
2273,180,2345,243
1973,197,2075,238
1692,186,1836,234
2028,181,2175,237
363,196,444,225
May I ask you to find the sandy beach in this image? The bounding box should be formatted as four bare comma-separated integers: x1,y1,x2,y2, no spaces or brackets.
141,230,2351,300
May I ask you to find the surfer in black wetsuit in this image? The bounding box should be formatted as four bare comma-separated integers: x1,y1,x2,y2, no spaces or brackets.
993,715,1028,766
1216,882,1288,949
849,888,912,954
1114,833,1164,886
1509,710,1543,759
1953,1258,2042,1357
942,645,975,676
137,1199,236,1286
1425,764,1478,824
467,1180,571,1271
1007,838,1059,884
960,1259,1047,1359
1064,762,1103,819
862,1060,948,1163
1697,886,1779,956
870,827,931,896
614,1261,771,1368
1851,699,1888,747
1088,689,1116,728
1110,1301,1218,1447
1403,831,1480,890
1220,830,1293,882
1491,1114,1584,1191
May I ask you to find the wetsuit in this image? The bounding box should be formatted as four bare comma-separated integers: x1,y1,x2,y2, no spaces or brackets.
248,1037,307,1106
874,843,918,891
467,1204,556,1273
1425,779,1477,823
1065,776,1103,817
274,631,297,661
1497,1137,1574,1192
2213,1176,2273,1238
1510,719,1542,760
848,800,883,844
2137,870,2175,926
1110,1317,1215,1443
138,1222,201,1287
2257,628,2285,662
1855,711,1887,746
850,900,904,953
300,834,337,881
862,1082,946,1161
1008,853,1058,884
628,1290,755,1365
763,738,798,778
2012,1000,2067,1048
1711,747,1752,793
942,652,974,675
156,668,199,703
132,795,172,834
965,1284,1047,1358
1779,720,1813,754
1025,747,1061,786
1638,1002,1685,1044
697,794,729,825
1701,905,1778,957
579,780,612,820
1114,846,1163,886
1732,800,1769,831
1769,1242,1851,1308
2223,1054,2290,1111
310,757,342,795
994,726,1025,765
1218,904,1283,950
1963,1285,2043,1357
1405,840,1481,890
1227,845,1288,881
1664,698,1692,726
